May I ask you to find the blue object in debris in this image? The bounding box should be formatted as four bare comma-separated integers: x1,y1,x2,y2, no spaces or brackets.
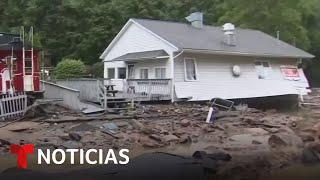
102,122,118,134
210,107,219,123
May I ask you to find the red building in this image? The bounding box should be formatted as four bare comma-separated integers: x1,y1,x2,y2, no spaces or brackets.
0,32,41,95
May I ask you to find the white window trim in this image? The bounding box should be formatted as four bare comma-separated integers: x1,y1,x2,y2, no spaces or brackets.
139,67,150,79
127,64,135,79
154,66,166,79
117,67,126,79
254,60,273,79
107,67,115,79
254,60,272,69
184,57,198,81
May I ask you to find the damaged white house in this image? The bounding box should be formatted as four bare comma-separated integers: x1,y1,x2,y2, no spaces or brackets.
100,12,314,102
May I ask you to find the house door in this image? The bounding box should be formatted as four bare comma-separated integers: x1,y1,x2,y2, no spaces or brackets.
1,69,12,93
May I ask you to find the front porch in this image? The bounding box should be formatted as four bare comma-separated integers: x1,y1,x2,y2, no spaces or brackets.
104,78,172,102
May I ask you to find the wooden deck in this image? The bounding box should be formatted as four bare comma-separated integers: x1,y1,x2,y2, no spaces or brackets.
106,79,172,101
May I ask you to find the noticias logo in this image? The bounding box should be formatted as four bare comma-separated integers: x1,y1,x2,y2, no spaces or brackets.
10,144,130,169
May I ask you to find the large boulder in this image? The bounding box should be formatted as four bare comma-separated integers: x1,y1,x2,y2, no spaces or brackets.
268,133,303,148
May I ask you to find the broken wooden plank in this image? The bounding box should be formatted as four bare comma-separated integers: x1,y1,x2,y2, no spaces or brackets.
44,114,173,123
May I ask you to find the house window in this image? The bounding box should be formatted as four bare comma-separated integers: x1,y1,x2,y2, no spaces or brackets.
25,58,32,74
140,68,148,79
107,68,115,79
255,61,271,79
155,67,166,79
184,58,197,81
128,64,135,79
118,67,126,79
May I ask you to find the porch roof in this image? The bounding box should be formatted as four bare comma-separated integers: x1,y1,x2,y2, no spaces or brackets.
110,50,169,62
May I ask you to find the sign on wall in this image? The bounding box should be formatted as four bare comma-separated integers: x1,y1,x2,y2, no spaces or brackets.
280,66,300,80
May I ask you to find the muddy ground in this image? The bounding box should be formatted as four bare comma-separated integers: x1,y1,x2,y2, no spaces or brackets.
1,91,320,179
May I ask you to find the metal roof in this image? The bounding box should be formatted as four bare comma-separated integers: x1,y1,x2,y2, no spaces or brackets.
111,50,169,62
132,19,314,59
0,33,22,50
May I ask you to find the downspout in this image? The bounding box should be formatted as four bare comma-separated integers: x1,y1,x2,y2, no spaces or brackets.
170,50,184,102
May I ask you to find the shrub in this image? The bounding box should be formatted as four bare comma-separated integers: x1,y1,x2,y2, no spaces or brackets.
54,59,86,79
88,62,104,78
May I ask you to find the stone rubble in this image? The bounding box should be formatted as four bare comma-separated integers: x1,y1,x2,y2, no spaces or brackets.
0,90,320,176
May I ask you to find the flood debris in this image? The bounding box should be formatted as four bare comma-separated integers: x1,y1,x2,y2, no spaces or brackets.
1,90,320,179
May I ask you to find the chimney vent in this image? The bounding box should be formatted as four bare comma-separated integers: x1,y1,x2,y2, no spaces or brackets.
185,12,203,28
222,23,236,46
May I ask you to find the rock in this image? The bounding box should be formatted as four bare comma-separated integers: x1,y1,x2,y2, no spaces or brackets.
141,127,154,135
59,135,71,141
179,135,192,144
302,147,320,164
180,119,191,127
140,137,160,148
62,141,81,149
300,134,315,142
149,134,162,142
268,133,303,148
69,132,82,141
301,128,318,135
131,119,144,130
0,139,11,146
115,121,129,128
214,124,225,131
307,143,320,153
313,122,320,131
162,134,179,143
69,123,95,132
264,128,279,133
244,128,269,136
252,140,262,145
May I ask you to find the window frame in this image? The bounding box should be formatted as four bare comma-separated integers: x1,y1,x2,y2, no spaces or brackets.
184,58,198,81
107,68,115,79
154,66,166,79
139,68,149,79
127,64,135,79
254,60,272,79
117,67,126,79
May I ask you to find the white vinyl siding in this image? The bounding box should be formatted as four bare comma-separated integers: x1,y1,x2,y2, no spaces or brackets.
107,68,115,79
155,67,166,79
104,23,176,61
174,53,309,101
184,58,197,81
254,61,272,79
103,22,175,79
140,68,149,79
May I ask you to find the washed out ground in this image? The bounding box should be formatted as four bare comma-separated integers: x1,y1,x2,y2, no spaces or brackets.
0,91,320,179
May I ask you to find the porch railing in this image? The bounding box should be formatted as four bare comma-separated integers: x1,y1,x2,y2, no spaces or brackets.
124,79,172,101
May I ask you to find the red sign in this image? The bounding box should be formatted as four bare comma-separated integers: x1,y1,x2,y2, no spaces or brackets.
281,67,300,78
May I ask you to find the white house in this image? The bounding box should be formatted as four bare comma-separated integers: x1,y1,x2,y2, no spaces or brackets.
100,13,314,102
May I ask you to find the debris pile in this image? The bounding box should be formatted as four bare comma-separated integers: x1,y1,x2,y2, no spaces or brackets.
1,92,320,177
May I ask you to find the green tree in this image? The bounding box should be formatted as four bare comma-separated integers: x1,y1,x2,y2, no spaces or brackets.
54,58,86,79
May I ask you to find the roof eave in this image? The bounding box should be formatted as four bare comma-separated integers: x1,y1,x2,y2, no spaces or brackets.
181,48,315,59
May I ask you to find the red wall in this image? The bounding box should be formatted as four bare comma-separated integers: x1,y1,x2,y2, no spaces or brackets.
0,50,40,93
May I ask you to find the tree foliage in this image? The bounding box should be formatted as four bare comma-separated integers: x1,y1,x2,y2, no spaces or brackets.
54,59,86,79
0,0,319,83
